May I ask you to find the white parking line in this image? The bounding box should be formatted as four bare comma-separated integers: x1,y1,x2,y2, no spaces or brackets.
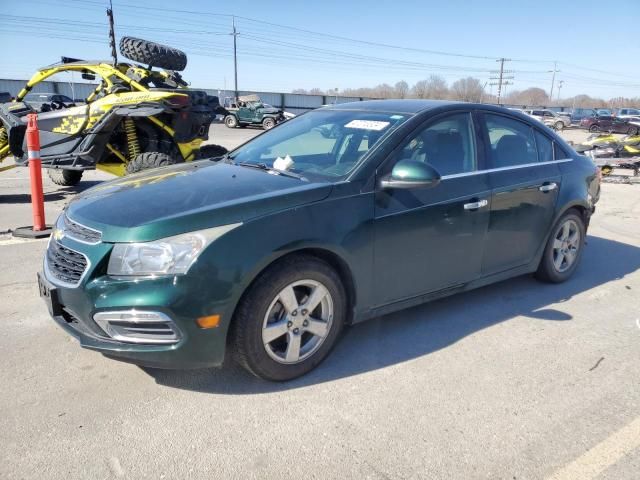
546,416,640,480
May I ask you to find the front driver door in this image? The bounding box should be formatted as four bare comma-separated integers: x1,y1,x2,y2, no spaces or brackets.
373,112,491,306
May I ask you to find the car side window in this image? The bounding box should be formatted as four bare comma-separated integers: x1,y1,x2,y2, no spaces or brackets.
389,113,476,177
534,130,553,162
553,142,570,160
484,114,537,168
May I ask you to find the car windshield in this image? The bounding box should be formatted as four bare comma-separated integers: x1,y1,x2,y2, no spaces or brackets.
229,109,409,181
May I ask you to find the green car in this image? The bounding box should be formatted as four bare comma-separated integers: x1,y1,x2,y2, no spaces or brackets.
224,94,285,130
38,100,600,381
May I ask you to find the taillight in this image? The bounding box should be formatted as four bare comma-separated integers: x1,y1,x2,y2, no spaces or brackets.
165,94,190,108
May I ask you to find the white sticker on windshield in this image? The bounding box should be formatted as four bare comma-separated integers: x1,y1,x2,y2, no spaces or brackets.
344,120,390,131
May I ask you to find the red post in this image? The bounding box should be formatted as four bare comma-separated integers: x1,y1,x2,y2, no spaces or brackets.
26,114,46,231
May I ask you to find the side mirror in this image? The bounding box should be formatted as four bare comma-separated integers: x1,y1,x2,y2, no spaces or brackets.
380,160,441,190
81,73,96,81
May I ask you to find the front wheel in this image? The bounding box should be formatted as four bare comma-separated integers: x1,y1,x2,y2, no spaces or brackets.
589,125,600,133
125,152,178,174
224,115,238,128
262,117,276,130
47,169,83,186
197,144,228,160
627,126,639,136
232,255,346,381
554,121,564,131
535,210,586,283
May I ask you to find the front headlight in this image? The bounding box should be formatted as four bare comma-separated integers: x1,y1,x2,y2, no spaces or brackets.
107,223,241,277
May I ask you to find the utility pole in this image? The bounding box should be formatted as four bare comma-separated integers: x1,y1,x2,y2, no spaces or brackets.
107,0,117,65
549,61,560,101
489,58,513,105
557,80,564,101
231,16,239,99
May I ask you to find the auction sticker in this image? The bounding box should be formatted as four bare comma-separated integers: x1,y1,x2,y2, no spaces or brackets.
344,120,390,131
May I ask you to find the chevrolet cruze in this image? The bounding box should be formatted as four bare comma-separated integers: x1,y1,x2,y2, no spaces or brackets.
38,100,600,381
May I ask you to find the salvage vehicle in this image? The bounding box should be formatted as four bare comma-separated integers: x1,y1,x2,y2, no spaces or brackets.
524,109,571,130
0,37,227,185
38,100,600,381
579,115,639,134
613,108,640,120
223,94,285,129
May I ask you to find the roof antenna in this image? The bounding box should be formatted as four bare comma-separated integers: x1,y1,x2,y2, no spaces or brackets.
107,0,118,65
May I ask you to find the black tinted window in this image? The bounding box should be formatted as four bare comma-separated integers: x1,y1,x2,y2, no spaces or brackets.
393,113,476,176
554,142,571,160
484,114,537,167
534,130,553,162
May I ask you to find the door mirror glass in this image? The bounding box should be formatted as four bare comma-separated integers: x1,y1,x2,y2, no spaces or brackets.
381,160,441,189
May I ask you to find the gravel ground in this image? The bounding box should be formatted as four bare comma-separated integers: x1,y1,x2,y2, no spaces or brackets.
0,124,639,479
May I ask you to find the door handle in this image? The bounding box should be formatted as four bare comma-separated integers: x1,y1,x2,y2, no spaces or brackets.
463,199,488,210
539,182,557,193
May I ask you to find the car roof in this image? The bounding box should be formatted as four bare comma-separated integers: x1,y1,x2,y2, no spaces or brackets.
326,99,464,114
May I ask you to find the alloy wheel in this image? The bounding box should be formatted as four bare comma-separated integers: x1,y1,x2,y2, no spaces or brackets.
261,279,334,364
552,219,581,273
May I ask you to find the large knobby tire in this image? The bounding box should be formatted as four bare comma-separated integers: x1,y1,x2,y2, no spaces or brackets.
119,37,187,71
125,152,178,174
196,144,228,159
535,210,586,283
47,169,83,186
262,117,276,130
224,115,238,128
231,254,347,381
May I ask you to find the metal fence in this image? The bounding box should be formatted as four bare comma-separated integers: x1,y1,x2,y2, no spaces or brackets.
0,78,574,114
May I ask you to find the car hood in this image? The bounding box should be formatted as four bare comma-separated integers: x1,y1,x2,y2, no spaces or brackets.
66,161,333,242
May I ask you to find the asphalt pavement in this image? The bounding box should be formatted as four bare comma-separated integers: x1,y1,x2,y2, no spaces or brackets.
0,124,639,479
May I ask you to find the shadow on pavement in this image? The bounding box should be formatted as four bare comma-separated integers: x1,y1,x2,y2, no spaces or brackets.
0,181,103,204
145,235,640,394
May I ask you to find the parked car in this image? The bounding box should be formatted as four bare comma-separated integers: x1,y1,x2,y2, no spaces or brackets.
39,100,600,381
579,115,639,134
223,94,286,129
571,108,597,124
614,108,640,120
596,109,612,116
22,92,76,111
524,109,571,130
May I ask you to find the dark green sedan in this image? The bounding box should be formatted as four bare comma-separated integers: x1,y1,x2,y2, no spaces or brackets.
38,100,600,381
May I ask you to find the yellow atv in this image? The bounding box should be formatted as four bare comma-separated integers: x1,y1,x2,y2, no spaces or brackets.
0,37,228,186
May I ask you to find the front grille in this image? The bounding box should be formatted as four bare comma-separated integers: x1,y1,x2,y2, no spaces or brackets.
46,240,88,286
63,215,101,244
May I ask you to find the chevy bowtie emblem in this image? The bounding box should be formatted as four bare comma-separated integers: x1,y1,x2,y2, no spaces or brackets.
52,228,64,241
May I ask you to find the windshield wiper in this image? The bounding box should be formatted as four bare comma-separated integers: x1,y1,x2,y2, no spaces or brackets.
235,161,307,181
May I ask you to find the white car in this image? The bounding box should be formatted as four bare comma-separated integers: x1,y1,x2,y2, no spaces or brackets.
524,109,571,130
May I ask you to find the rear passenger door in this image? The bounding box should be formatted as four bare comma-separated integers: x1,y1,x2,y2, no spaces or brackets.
479,112,561,275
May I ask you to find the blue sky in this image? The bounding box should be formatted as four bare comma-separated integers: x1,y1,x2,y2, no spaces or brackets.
2,0,639,98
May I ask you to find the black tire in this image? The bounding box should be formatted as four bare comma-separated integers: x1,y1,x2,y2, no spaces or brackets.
589,124,600,133
231,254,347,381
627,126,639,136
224,115,238,128
535,210,586,283
262,117,276,130
47,169,83,186
125,152,178,174
554,121,564,131
119,37,187,71
196,144,228,159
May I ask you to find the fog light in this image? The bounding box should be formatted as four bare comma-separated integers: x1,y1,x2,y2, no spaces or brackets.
196,314,220,329
93,310,181,344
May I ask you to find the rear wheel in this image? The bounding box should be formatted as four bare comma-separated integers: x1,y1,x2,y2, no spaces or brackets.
224,115,238,128
47,169,83,186
535,210,586,283
232,255,346,381
262,117,276,130
589,124,600,133
125,152,178,174
627,126,639,135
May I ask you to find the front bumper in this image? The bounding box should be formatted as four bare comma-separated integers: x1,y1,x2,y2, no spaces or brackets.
39,251,232,369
